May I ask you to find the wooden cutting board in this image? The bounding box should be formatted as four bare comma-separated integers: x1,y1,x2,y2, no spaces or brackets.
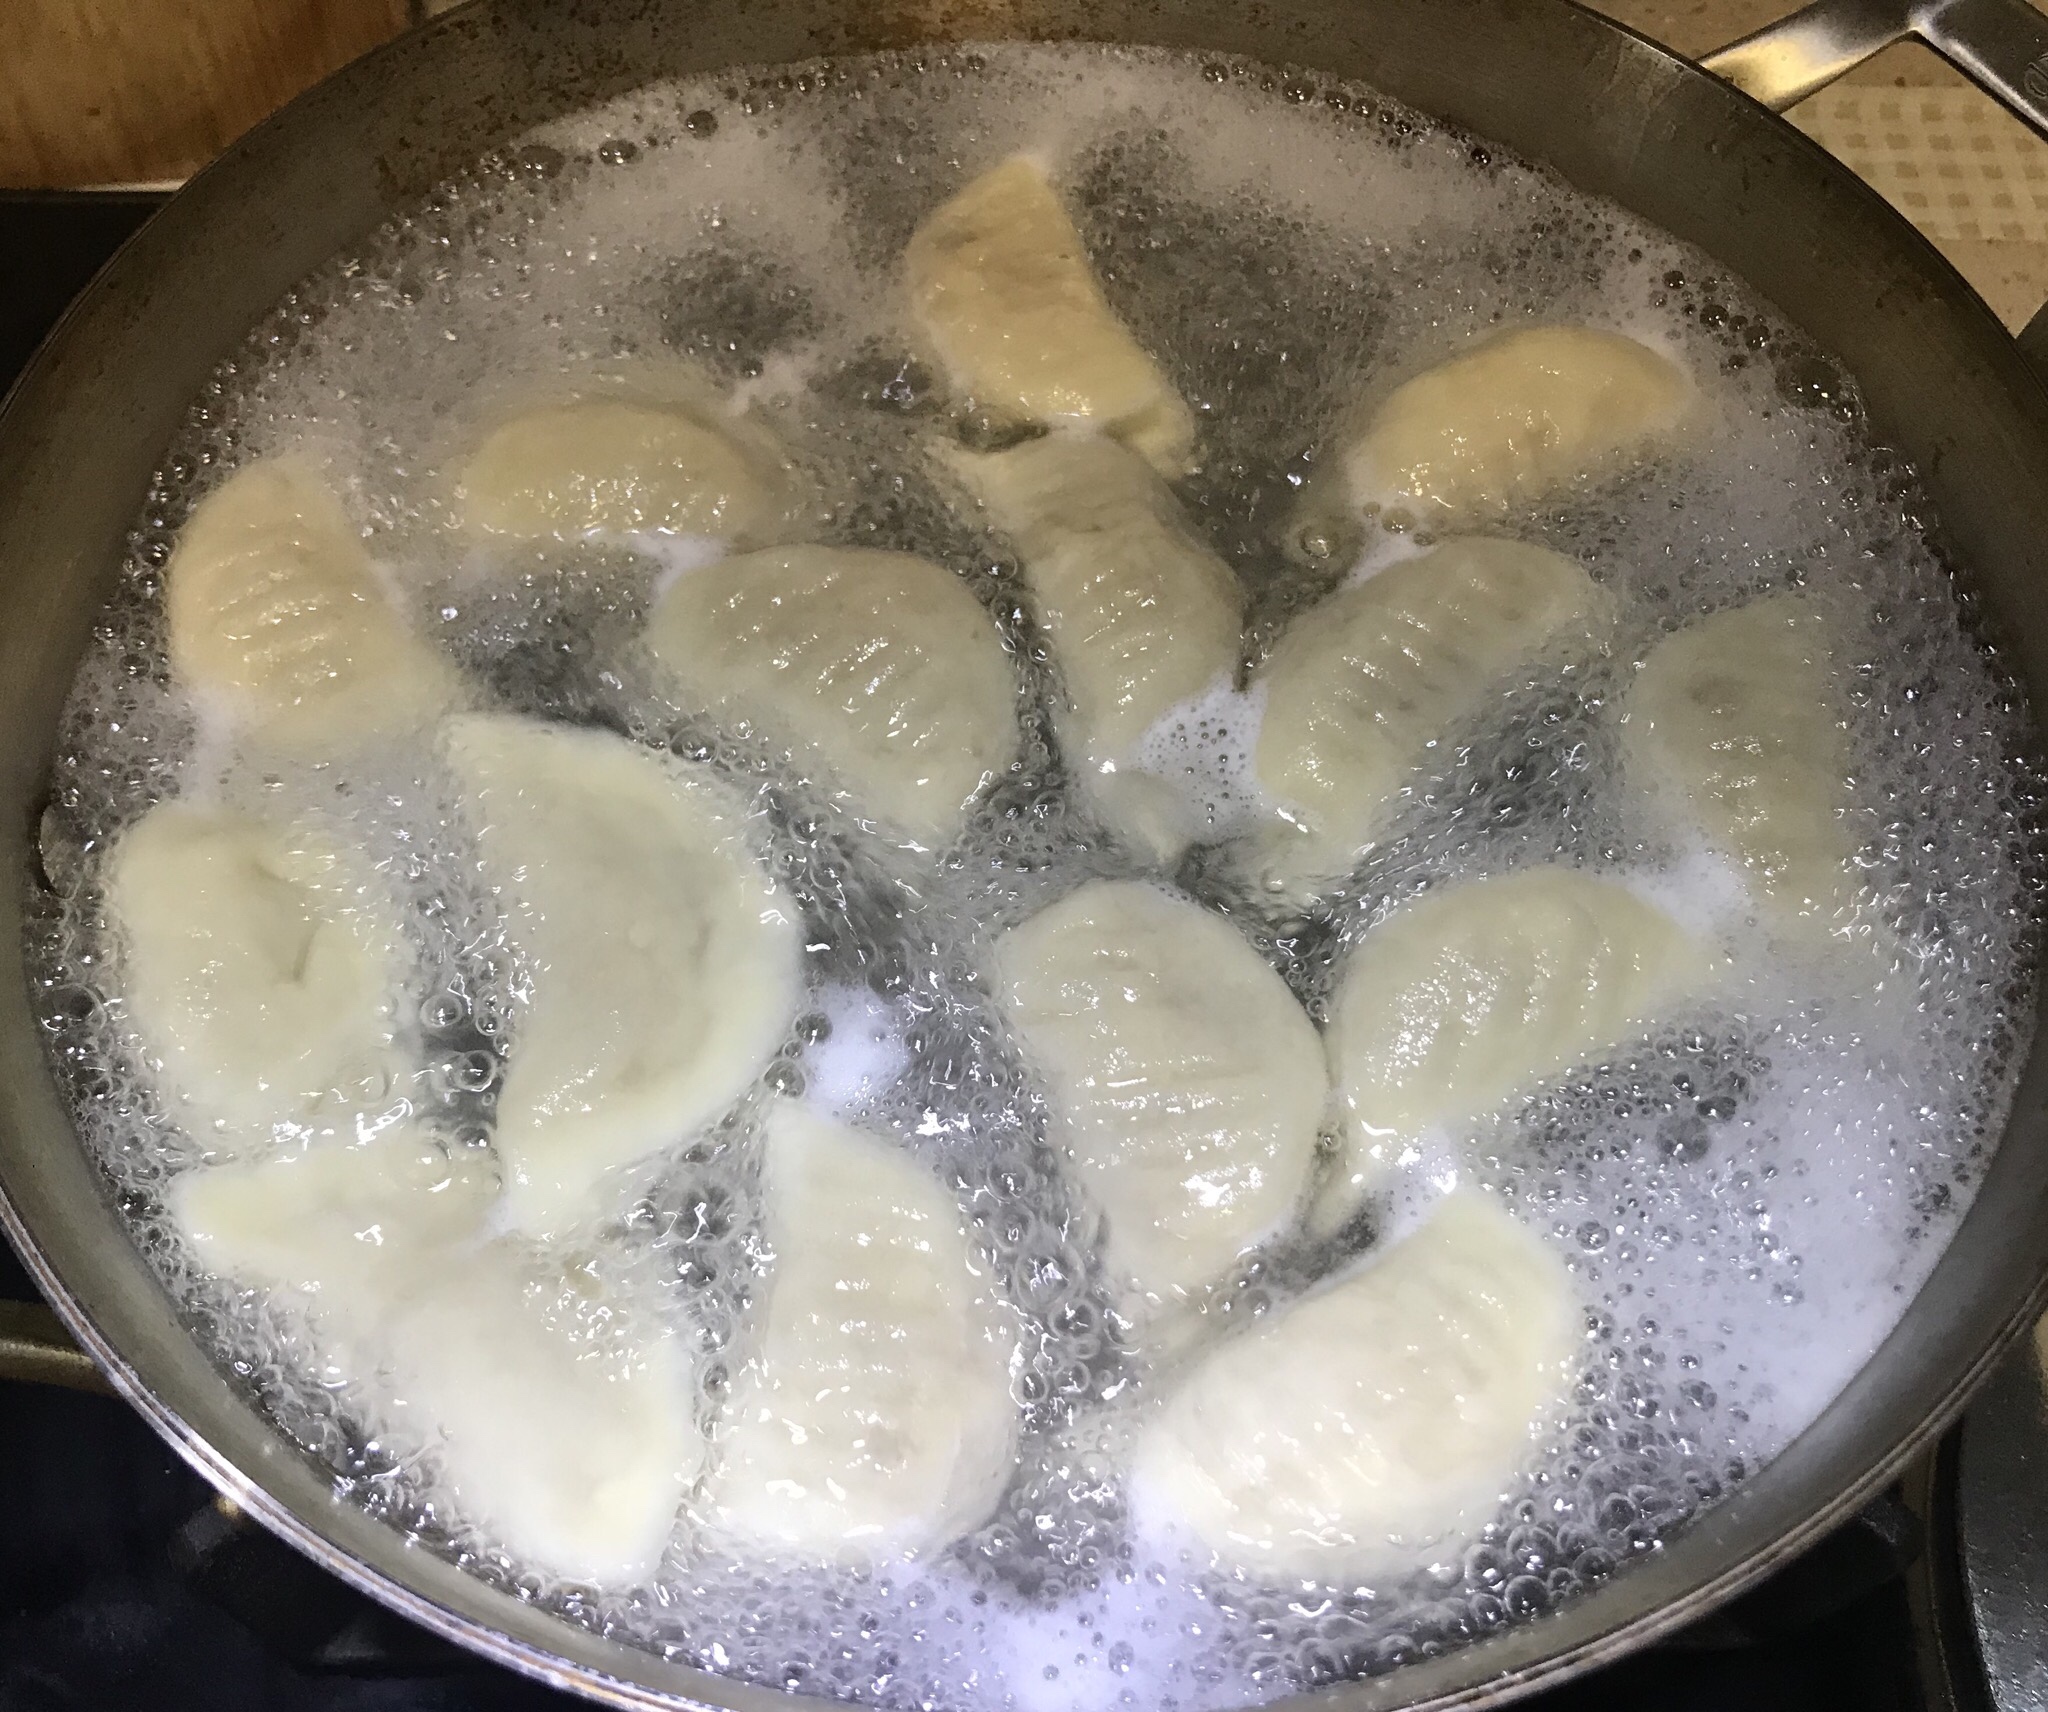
2,0,410,187
0,0,1986,190
8,0,2048,332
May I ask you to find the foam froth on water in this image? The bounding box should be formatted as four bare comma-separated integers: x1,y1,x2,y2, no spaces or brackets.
24,41,2041,1710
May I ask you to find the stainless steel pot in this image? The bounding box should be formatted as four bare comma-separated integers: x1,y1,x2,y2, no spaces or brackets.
6,0,2048,1706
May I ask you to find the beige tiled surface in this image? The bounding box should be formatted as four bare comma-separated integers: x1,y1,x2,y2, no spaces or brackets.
1793,86,2048,329
1790,89,2048,325
1591,2,2048,329
1792,91,2048,243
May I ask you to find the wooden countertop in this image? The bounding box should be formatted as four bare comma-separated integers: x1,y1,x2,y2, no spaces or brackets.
0,0,1925,190
5,0,409,188
5,0,2046,328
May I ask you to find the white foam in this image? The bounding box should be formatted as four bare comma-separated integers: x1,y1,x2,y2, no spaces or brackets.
640,535,730,596
1131,676,1268,842
1342,526,1436,586
802,983,911,1115
27,39,2035,1712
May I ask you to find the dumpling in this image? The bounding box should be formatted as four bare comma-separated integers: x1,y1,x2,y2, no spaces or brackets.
1320,868,1712,1227
905,155,1195,478
108,802,412,1146
446,715,802,1235
1245,537,1605,902
995,880,1327,1330
171,1131,699,1588
1625,597,1858,928
1343,326,1689,520
379,1241,702,1588
169,1126,497,1337
938,436,1241,863
701,1102,1018,1562
643,545,1019,849
1130,1189,1579,1582
451,397,787,545
165,460,457,748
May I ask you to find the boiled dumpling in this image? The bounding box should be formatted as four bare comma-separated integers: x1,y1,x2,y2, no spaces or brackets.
165,460,457,748
1320,868,1712,1228
1245,537,1605,903
1625,597,1858,928
905,155,1195,478
1130,1189,1579,1582
171,1129,698,1587
169,1126,497,1339
452,397,787,545
379,1240,702,1588
446,715,802,1235
1343,326,1689,519
701,1102,1018,1562
995,881,1327,1331
938,436,1241,863
643,545,1019,848
108,802,412,1145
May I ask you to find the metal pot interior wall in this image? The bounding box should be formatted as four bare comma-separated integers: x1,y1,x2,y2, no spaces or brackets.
3,1,2048,1707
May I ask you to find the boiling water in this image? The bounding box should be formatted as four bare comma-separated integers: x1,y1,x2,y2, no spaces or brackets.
26,42,2042,1710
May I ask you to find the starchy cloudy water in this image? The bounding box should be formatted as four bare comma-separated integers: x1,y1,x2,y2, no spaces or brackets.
25,41,2042,1710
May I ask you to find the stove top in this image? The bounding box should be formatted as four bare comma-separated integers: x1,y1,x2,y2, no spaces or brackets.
0,188,2030,1712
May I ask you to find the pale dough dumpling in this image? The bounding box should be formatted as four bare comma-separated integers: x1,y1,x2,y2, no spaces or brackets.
1626,597,1858,927
380,1242,702,1588
644,545,1019,848
452,397,785,544
1343,326,1689,519
170,1126,497,1327
702,1103,1018,1562
905,155,1195,478
446,715,802,1235
1246,537,1605,902
1131,1189,1579,1582
939,436,1241,863
171,1130,699,1587
166,460,457,748
995,881,1327,1329
109,802,412,1145
1321,868,1712,1227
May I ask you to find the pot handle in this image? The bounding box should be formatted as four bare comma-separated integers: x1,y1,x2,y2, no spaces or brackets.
1700,0,2048,132
0,1297,112,1393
